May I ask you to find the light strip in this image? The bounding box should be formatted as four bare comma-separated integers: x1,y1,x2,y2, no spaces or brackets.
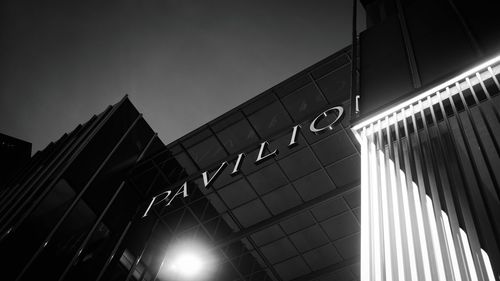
369,140,382,281
360,129,371,281
441,211,463,281
360,67,498,135
425,196,447,281
352,54,500,132
481,249,496,281
388,159,405,281
358,134,498,281
412,183,433,281
379,150,393,281
399,170,419,281
460,229,479,281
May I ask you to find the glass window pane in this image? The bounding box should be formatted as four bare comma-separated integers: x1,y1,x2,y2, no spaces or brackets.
293,169,335,201
282,83,327,121
158,156,189,184
212,111,244,132
187,136,227,169
311,131,357,165
248,101,292,138
218,179,257,209
130,167,157,195
261,184,302,215
278,147,320,181
311,53,350,79
316,65,351,105
326,155,361,187
174,152,198,176
64,184,142,281
247,163,288,195
242,92,276,116
182,128,212,148
275,74,311,98
216,119,259,153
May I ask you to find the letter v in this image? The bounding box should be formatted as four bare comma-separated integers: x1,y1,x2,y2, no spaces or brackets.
202,161,228,189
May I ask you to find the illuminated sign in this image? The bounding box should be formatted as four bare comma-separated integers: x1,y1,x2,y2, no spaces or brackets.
143,106,344,217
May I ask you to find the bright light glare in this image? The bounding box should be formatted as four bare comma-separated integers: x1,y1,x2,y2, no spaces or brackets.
170,253,204,277
160,240,216,281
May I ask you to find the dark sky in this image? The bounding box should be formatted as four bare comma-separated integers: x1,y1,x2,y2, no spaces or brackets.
0,0,365,153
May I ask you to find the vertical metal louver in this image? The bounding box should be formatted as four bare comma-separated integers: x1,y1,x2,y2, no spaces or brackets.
353,56,500,281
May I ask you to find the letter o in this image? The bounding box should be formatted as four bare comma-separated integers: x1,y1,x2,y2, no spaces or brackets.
309,106,344,135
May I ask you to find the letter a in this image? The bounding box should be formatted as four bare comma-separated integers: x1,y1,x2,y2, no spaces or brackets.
167,182,189,206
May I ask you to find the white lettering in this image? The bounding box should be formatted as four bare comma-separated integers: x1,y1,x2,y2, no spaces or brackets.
142,189,172,217
255,141,279,164
288,124,301,148
202,161,228,188
166,182,189,205
231,153,246,175
309,106,344,135
144,105,345,217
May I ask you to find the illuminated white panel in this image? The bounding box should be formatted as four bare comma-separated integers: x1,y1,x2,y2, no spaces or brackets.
425,196,447,281
379,150,393,281
412,183,433,281
356,134,498,281
399,169,419,281
360,129,371,281
460,229,479,281
355,55,499,281
481,249,496,281
369,139,382,281
441,211,463,281
388,158,405,281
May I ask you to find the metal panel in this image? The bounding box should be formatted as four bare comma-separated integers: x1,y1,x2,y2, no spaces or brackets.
353,56,500,280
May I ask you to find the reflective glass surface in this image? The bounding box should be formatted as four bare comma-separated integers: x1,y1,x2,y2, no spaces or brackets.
127,49,361,281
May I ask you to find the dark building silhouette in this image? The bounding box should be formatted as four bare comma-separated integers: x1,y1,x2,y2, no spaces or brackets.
0,97,165,280
1,0,500,280
0,133,31,190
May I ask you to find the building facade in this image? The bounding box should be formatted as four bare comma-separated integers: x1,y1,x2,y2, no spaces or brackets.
0,133,31,190
0,97,165,280
1,47,361,281
354,0,500,280
1,0,499,280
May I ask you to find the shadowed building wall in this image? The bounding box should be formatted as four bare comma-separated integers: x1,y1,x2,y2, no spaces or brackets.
0,133,31,190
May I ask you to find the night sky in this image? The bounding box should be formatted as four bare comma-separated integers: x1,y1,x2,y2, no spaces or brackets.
0,0,365,153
